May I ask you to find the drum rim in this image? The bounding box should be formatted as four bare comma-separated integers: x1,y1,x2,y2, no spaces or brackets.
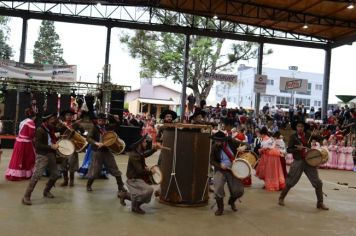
150,165,162,184
231,159,251,179
57,139,75,157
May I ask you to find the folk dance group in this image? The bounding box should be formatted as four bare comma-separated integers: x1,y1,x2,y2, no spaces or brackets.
4,108,333,215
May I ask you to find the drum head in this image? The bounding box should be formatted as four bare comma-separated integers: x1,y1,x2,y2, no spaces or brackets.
150,165,162,184
231,159,251,179
319,148,329,164
57,139,75,157
305,149,322,167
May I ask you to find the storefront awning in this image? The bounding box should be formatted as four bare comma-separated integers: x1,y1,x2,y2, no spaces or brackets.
138,98,179,105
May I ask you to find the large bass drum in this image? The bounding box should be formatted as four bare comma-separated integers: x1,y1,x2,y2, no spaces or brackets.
160,124,212,206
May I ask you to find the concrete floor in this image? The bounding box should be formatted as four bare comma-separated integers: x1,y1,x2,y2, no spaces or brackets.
0,149,355,236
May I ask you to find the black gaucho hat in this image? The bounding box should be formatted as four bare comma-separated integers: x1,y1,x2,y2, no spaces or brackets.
159,109,177,120
60,109,76,117
209,130,228,141
291,119,310,131
130,133,148,149
42,112,57,121
191,109,206,119
95,113,107,120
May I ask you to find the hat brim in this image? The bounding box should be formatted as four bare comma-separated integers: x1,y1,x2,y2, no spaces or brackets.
130,133,148,149
291,121,310,131
159,110,177,120
42,113,56,120
60,110,76,117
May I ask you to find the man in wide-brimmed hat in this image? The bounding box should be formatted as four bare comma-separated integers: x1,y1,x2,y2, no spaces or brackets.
22,112,59,205
279,120,329,210
85,113,127,195
190,109,206,124
119,133,162,214
58,109,85,187
156,109,177,165
210,130,247,216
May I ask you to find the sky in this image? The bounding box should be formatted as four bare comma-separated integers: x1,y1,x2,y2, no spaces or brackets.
5,17,356,104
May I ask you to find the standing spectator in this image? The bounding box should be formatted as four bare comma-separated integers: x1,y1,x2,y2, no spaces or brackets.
187,93,196,114
220,98,227,108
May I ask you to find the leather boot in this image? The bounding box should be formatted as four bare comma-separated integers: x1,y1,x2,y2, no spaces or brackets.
278,186,290,206
22,180,38,205
316,187,329,210
69,172,75,187
116,176,127,193
118,191,131,206
215,198,224,216
132,201,145,214
87,178,94,192
60,171,69,187
43,179,56,198
228,197,238,212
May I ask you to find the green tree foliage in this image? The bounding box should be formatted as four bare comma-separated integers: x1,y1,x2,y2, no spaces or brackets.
33,20,66,65
120,14,272,102
0,16,13,60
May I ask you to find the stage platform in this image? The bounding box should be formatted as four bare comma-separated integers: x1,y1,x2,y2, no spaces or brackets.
0,149,355,236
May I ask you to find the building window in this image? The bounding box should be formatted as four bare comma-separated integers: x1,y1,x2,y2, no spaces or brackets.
314,100,321,106
276,96,291,108
296,98,310,108
267,79,274,85
315,84,323,90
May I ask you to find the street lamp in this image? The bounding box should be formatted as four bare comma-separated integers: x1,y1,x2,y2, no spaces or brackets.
288,66,298,106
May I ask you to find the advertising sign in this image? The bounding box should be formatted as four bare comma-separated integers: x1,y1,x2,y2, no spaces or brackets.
0,60,77,82
280,77,308,93
254,74,267,93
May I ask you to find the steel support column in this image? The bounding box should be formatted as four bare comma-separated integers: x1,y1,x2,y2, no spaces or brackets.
19,17,28,63
322,46,332,119
102,26,111,113
255,42,264,114
104,26,111,83
180,34,190,122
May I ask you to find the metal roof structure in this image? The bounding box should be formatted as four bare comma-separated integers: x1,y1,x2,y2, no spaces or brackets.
0,0,355,48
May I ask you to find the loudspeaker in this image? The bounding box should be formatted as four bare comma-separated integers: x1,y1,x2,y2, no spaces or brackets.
46,93,58,114
60,94,71,113
4,90,17,120
110,90,125,120
117,125,141,151
18,92,32,122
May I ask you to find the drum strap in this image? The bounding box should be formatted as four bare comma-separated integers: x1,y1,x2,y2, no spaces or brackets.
42,124,57,144
223,143,235,163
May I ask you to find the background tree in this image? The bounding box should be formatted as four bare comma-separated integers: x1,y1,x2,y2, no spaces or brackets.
120,14,272,102
33,20,66,65
0,16,13,59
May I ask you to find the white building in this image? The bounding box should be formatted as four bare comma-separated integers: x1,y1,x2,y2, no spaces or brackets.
125,78,181,117
214,65,324,110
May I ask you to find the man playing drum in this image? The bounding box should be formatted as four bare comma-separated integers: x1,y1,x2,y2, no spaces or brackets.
86,113,127,195
58,109,85,187
278,120,329,210
120,133,162,214
210,131,247,216
22,112,60,205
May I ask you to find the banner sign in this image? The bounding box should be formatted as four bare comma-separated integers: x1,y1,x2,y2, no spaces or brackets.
280,77,308,93
203,73,237,83
0,60,77,82
254,74,267,93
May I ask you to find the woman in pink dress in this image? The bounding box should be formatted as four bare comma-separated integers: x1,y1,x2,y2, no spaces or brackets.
328,137,338,169
344,141,355,171
5,109,36,181
255,127,285,191
321,139,331,169
337,140,346,170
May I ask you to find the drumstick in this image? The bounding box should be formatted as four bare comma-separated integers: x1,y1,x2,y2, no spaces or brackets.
307,128,316,144
161,146,171,151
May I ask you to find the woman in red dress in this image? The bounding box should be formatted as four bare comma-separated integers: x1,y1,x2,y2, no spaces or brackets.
5,108,36,181
255,127,286,191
